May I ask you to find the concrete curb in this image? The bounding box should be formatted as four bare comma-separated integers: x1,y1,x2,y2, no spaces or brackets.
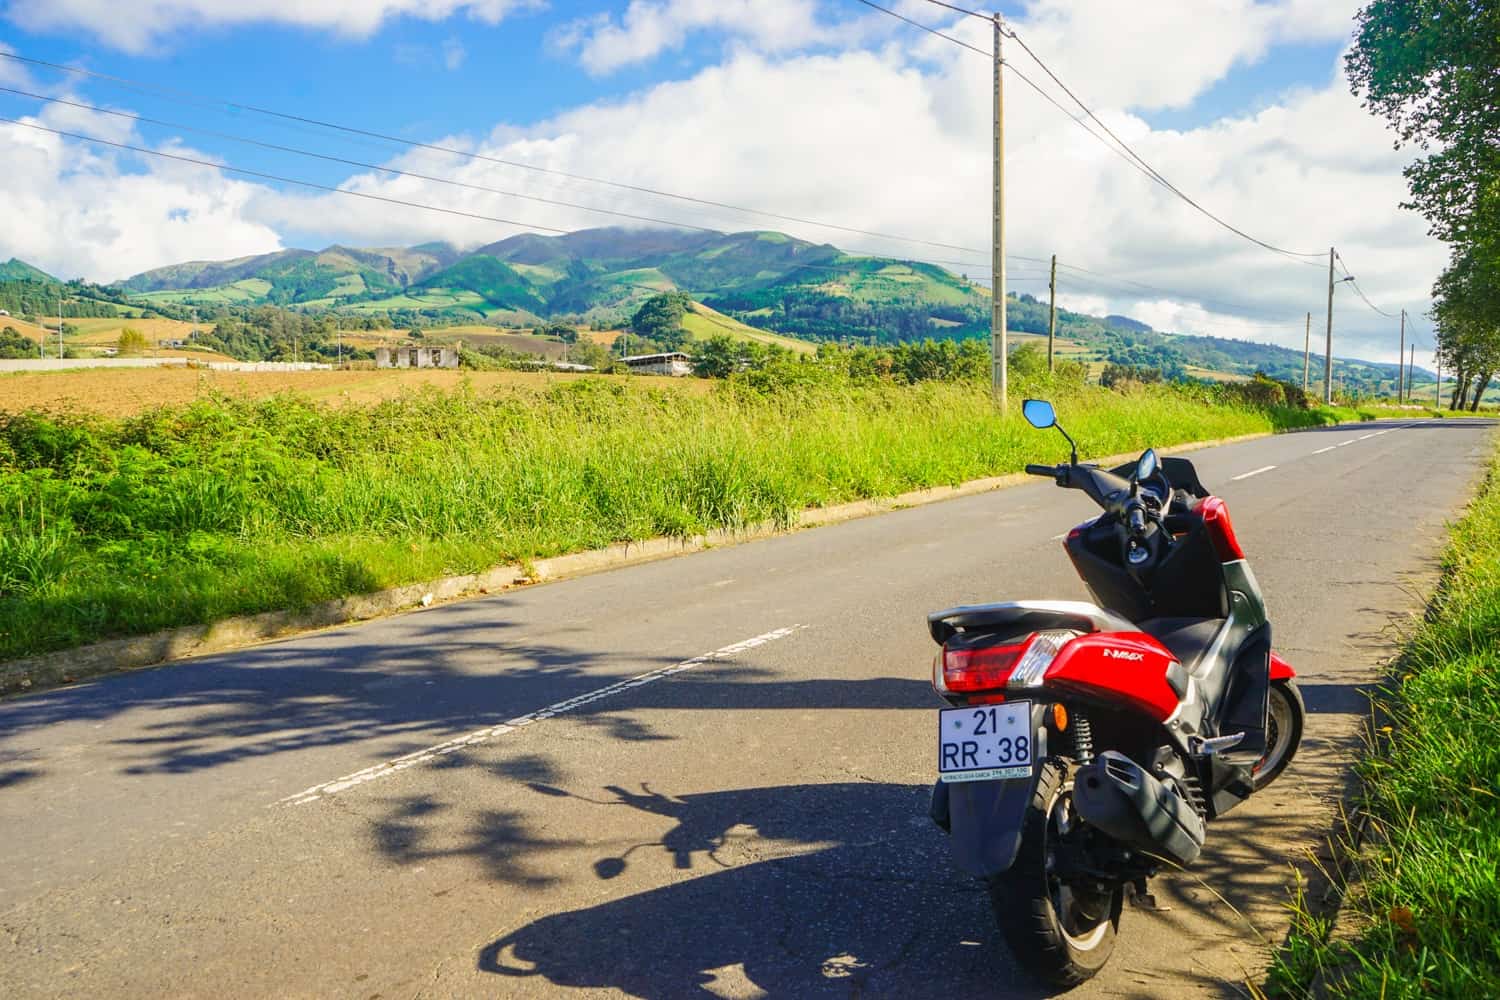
0,429,1273,697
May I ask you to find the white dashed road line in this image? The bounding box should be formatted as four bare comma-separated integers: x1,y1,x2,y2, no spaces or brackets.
1312,445,1337,455
1230,465,1277,481
274,625,807,806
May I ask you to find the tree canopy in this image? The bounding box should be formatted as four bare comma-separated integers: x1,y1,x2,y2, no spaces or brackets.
1350,0,1500,408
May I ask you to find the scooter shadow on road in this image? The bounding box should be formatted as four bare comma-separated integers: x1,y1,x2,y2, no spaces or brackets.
475,779,1053,1000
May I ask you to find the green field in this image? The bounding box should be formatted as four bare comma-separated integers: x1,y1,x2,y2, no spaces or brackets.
681,302,816,354
0,372,1353,663
1274,438,1500,998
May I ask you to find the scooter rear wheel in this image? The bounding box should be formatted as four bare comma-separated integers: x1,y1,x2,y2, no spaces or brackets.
988,759,1122,988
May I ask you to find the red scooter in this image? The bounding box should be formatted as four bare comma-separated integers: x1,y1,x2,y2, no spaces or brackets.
927,398,1304,987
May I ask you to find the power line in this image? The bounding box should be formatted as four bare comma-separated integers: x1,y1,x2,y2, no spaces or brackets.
0,50,991,260
0,85,734,237
1001,28,1326,266
852,0,1182,192
919,0,990,20
0,116,575,235
853,2,1325,269
1332,251,1399,318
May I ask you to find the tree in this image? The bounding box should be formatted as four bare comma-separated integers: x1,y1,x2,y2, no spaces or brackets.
0,326,34,359
1347,1,1500,249
117,327,148,356
565,339,613,371
630,292,692,351
1432,244,1500,410
537,320,578,344
692,335,750,378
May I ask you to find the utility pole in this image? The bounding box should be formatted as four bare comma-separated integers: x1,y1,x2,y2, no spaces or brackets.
1397,309,1406,404
1407,343,1414,402
1324,247,1335,405
58,294,64,361
991,14,1007,404
1302,312,1310,393
1436,354,1442,408
1047,254,1057,372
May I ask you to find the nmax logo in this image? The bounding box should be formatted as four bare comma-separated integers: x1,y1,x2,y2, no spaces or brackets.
1102,648,1146,661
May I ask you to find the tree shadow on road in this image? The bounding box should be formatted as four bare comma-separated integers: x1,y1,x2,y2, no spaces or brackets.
474,779,1046,1000
0,600,934,785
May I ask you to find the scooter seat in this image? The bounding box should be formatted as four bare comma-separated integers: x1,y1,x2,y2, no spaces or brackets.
929,600,1138,644
1138,617,1227,675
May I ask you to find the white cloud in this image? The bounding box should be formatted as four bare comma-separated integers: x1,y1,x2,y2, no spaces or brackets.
553,0,831,75
4,0,543,53
0,112,282,282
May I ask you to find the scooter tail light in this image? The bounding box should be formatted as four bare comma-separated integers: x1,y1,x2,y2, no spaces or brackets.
939,639,1032,693
1008,630,1078,689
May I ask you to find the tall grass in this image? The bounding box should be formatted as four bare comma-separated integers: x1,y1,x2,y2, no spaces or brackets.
1272,441,1500,999
0,377,1342,660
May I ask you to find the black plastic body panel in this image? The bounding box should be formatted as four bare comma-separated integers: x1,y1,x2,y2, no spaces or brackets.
1072,751,1204,866
1065,508,1229,623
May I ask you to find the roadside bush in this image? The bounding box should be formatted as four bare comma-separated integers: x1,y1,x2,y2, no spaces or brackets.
117,327,148,356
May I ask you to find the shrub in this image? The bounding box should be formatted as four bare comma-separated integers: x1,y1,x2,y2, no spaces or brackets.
117,327,148,356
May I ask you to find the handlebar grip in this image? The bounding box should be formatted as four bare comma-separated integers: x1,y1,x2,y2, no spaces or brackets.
1128,507,1147,533
1024,464,1057,477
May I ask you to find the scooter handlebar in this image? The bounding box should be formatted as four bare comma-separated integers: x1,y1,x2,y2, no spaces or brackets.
1024,464,1058,478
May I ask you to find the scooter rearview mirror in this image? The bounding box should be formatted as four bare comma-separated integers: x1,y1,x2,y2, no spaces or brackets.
1022,399,1056,429
1136,448,1159,482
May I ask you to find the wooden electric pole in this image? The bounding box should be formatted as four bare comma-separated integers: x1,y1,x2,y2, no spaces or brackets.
991,14,1007,404
1397,309,1406,403
1302,312,1310,393
1408,343,1415,401
1047,254,1057,371
1324,248,1335,405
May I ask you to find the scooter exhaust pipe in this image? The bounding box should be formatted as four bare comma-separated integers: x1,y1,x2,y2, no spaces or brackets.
1072,751,1205,867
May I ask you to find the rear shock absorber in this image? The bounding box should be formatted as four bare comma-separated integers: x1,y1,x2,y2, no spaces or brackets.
1072,708,1094,767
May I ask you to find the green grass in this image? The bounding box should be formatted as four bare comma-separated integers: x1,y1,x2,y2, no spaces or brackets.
1271,439,1500,999
0,377,1348,662
681,302,816,354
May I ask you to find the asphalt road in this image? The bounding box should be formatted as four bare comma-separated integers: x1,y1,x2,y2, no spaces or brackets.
1,417,1494,999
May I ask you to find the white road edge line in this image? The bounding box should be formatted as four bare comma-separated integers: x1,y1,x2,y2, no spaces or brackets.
273,625,807,807
1335,439,1358,447
1230,465,1277,481
1312,446,1336,455
1357,433,1377,440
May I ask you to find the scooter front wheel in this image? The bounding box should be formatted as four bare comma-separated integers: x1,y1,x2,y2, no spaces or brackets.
988,759,1122,988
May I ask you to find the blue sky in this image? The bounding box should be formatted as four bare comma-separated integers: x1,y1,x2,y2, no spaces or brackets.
0,1,1445,363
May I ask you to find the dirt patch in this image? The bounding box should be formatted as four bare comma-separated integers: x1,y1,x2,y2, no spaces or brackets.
0,367,704,417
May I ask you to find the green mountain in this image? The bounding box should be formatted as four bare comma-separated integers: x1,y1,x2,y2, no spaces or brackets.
112,227,1420,393
0,258,57,283
122,244,459,306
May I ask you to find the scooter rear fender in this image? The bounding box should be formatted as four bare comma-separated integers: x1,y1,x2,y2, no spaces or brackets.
931,703,1049,877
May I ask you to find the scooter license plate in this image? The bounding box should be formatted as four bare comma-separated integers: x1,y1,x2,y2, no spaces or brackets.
937,702,1034,783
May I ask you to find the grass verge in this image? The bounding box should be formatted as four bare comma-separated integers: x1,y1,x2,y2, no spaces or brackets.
1271,439,1500,998
1,376,1352,661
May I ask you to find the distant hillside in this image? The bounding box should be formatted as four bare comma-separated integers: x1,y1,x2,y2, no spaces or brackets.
112,227,1420,394
0,258,56,283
